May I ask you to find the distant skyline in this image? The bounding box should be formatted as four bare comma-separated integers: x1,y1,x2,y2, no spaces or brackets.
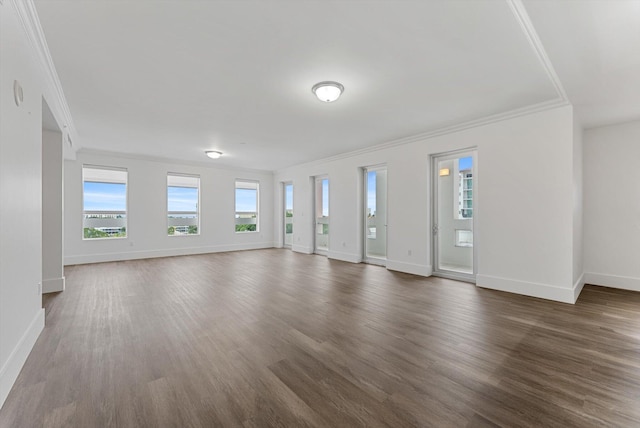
85,181,258,213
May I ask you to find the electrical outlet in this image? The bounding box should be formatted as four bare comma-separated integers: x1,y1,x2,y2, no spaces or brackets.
37,282,42,295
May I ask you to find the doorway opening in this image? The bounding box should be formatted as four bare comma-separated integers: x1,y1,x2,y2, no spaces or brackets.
363,165,387,265
314,176,329,255
432,149,477,282
42,98,65,295
283,182,293,248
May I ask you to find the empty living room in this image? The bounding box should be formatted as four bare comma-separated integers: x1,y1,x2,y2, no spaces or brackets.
1,0,640,427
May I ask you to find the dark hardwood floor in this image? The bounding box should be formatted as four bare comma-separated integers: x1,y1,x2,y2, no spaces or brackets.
1,249,640,427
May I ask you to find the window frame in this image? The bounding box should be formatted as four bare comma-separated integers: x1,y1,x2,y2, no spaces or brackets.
82,164,129,240
235,179,260,233
167,172,201,237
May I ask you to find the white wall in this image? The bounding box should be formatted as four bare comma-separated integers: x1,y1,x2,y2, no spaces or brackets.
584,120,640,291
42,128,65,293
274,105,579,302
64,152,274,264
0,1,46,408
572,117,584,299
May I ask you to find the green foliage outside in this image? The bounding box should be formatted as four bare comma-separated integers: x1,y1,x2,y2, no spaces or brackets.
285,211,293,217
236,224,257,232
84,227,126,239
285,223,293,234
168,225,198,235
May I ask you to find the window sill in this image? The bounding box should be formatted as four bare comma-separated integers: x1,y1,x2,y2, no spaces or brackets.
83,236,127,241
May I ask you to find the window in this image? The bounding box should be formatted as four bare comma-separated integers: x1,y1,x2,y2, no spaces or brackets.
167,174,200,235
456,229,473,247
235,180,259,232
457,156,473,219
83,165,127,239
366,171,376,239
315,177,329,252
284,183,293,246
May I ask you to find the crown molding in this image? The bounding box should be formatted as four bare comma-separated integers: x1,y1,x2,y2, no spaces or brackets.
76,148,274,175
507,0,569,102
274,1,571,174
276,97,569,174
10,0,79,150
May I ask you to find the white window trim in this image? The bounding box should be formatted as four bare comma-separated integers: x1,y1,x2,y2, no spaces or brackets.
235,179,260,233
167,172,201,237
82,165,128,240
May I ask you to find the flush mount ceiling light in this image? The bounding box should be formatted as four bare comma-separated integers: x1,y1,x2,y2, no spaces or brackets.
312,81,344,103
205,150,222,159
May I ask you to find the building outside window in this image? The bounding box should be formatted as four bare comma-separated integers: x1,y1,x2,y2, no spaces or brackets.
83,165,128,239
235,180,259,232
457,157,473,219
167,173,200,236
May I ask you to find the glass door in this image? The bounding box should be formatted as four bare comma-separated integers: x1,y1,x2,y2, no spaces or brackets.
432,150,476,282
314,176,329,255
283,182,293,248
364,166,387,265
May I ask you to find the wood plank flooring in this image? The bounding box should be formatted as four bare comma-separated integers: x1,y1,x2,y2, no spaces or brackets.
1,249,640,427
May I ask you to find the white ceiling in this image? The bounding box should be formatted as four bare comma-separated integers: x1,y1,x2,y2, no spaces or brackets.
523,0,640,129
32,0,639,171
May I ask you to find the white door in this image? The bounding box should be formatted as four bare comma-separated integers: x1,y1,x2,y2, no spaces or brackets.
314,176,329,255
433,150,477,282
283,182,293,248
364,166,387,265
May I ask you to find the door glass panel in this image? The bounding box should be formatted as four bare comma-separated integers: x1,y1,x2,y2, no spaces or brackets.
315,177,329,253
365,167,387,261
436,154,474,275
284,183,293,247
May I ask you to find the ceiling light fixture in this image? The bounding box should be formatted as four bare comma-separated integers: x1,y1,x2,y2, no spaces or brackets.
205,150,222,159
312,81,344,103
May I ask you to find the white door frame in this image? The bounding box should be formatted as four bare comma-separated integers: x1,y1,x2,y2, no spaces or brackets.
431,148,477,283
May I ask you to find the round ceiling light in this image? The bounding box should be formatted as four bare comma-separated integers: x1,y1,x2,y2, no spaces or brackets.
205,150,222,159
312,81,344,103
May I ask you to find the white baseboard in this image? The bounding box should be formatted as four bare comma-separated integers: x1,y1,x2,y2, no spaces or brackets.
584,272,640,292
292,244,313,255
328,250,362,264
42,276,65,293
65,242,275,265
476,274,576,304
386,260,433,277
0,309,45,409
573,273,585,302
